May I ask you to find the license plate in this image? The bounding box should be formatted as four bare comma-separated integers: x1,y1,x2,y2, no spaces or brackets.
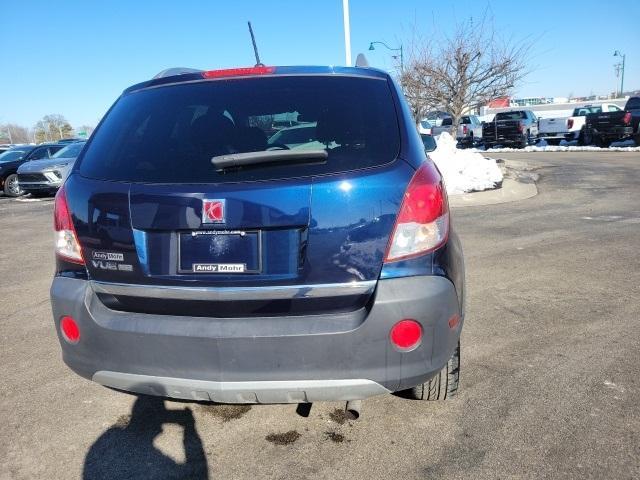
178,230,261,274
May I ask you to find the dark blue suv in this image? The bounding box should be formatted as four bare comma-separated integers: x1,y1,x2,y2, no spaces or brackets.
51,65,465,404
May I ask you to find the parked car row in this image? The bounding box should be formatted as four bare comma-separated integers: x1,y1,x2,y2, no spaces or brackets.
423,96,640,150
0,140,85,196
538,98,640,147
420,115,483,148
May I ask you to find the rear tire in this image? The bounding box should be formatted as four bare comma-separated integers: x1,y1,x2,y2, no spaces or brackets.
581,129,594,146
598,137,611,148
407,341,460,401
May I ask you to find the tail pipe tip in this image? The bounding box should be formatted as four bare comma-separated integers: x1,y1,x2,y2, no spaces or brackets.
345,400,362,420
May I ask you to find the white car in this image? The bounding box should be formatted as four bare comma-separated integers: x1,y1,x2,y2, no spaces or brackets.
538,103,623,145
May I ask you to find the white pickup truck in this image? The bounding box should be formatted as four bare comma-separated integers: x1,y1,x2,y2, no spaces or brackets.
538,103,623,145
429,115,483,147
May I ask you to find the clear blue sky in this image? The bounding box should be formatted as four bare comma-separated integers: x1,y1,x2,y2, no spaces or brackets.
1,0,638,128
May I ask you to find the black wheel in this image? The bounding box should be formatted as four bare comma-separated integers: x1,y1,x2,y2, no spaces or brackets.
3,173,23,197
581,129,594,146
464,132,474,149
634,134,640,147
519,132,530,149
598,137,611,148
407,341,460,401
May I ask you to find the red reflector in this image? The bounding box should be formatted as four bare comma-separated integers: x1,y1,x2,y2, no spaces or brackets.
448,315,460,329
390,319,422,350
202,66,275,78
60,316,80,343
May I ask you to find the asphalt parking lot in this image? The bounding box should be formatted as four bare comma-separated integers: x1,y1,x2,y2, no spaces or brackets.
1,151,639,479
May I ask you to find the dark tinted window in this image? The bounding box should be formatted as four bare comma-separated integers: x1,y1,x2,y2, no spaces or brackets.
79,76,400,183
0,149,31,162
52,142,85,158
49,145,64,156
441,117,453,126
28,146,51,160
496,111,527,120
421,134,437,152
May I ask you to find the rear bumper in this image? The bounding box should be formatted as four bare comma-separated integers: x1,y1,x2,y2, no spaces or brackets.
588,126,634,139
482,134,525,145
50,275,463,403
538,132,567,140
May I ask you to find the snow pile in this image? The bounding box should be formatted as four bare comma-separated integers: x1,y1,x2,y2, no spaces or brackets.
429,132,503,195
479,138,640,153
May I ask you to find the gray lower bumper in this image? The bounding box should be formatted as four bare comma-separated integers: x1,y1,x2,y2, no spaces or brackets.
51,275,463,403
93,371,389,403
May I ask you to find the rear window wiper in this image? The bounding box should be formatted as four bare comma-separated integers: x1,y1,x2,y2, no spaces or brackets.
211,149,328,172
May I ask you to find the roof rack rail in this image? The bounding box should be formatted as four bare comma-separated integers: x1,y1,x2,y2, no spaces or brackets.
152,67,203,79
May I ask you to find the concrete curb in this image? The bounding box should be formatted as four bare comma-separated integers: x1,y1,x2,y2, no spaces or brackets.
449,178,538,207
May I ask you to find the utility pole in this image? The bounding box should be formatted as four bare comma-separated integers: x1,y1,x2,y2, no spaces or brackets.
342,0,352,66
614,50,626,97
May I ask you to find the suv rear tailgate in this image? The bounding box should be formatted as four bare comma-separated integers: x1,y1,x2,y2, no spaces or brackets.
70,72,411,316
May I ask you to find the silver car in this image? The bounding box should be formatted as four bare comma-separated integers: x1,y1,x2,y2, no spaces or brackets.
17,141,85,195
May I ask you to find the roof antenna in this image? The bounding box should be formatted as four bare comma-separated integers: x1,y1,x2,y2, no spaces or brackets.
247,21,264,67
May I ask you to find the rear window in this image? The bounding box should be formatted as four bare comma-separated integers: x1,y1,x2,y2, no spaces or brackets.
79,75,400,183
495,111,527,120
53,142,85,158
574,107,601,116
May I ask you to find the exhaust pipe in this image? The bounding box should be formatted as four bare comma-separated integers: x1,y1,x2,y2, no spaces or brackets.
345,400,362,420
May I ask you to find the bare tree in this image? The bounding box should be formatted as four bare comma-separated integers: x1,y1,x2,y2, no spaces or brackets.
401,16,531,134
0,123,31,144
33,114,74,143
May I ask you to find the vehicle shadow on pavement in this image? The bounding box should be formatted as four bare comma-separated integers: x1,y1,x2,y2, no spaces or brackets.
83,389,209,479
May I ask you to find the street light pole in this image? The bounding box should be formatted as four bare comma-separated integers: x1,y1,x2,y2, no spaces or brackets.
342,0,352,66
368,41,403,72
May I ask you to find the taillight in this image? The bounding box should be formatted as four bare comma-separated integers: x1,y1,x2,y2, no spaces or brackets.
384,162,449,262
517,122,524,133
462,125,468,135
202,66,275,78
567,118,574,129
54,186,84,264
623,112,631,125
